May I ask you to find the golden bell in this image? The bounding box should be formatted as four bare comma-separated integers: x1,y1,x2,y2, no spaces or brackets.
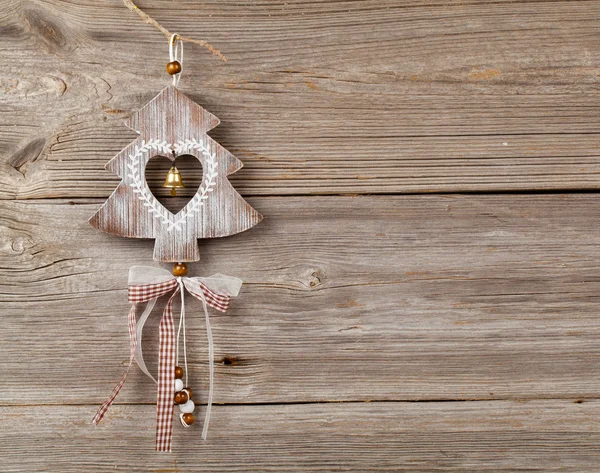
162,166,185,196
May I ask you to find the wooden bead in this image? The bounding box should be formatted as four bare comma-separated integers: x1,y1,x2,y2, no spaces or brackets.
173,263,188,277
174,391,189,405
184,387,193,399
166,61,182,75
174,366,184,379
181,413,194,426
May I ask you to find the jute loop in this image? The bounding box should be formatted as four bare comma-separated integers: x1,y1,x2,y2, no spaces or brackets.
169,33,183,87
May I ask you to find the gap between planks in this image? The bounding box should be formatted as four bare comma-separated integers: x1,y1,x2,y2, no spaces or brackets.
0,397,591,408
4,188,600,203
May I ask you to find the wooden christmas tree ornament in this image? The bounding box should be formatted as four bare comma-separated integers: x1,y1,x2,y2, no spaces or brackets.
91,35,262,452
88,82,262,262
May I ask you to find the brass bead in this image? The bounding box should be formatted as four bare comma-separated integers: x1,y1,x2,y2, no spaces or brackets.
174,391,189,405
181,413,195,426
175,366,184,379
173,263,188,277
166,61,182,75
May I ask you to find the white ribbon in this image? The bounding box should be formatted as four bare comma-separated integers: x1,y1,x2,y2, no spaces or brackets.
129,266,242,439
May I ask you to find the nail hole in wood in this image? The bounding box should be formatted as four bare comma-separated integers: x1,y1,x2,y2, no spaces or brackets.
222,355,238,366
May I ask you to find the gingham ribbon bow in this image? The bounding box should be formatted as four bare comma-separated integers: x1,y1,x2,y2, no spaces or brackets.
92,266,242,452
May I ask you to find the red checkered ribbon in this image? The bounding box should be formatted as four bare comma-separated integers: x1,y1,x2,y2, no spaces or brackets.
92,267,240,452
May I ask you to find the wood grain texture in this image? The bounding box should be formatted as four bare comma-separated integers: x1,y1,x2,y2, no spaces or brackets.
0,401,598,472
1,0,599,469
1,0,600,198
1,195,599,405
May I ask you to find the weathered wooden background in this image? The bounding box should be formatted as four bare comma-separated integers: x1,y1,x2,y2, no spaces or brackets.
1,0,600,471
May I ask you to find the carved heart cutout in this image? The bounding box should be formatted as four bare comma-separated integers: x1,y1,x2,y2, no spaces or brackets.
145,154,204,214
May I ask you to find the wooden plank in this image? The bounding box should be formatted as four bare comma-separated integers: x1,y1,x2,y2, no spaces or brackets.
0,400,598,472
1,195,599,404
1,0,600,198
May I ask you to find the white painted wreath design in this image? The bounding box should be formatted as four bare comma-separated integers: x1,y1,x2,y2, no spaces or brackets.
126,138,218,232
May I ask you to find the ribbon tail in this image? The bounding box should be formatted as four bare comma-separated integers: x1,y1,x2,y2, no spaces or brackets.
181,277,233,440
134,298,158,384
92,304,138,424
200,295,214,441
155,289,179,452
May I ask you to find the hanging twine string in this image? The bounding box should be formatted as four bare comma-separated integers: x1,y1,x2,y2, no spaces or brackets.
122,0,227,62
175,277,189,387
